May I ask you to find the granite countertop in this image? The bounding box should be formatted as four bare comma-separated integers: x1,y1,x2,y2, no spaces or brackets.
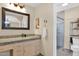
0,34,41,46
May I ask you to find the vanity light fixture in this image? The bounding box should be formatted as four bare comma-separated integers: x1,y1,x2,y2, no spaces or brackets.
9,3,25,9
14,3,19,7
19,4,25,9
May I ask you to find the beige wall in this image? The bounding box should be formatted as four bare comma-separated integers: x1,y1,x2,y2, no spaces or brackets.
34,4,55,56
64,6,79,49
0,3,35,36
0,3,54,56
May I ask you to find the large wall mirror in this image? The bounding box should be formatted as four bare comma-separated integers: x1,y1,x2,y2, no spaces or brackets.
2,7,30,30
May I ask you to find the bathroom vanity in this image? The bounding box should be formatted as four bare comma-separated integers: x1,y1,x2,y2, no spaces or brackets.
0,35,41,56
0,7,42,56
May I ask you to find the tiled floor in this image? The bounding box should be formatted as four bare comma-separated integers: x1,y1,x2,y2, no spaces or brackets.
57,48,73,56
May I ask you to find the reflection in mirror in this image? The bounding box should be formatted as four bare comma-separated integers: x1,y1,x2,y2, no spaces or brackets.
5,11,28,28
2,7,30,30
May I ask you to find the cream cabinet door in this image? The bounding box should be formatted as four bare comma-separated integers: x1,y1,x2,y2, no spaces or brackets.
23,39,41,56
13,43,24,56
34,39,41,55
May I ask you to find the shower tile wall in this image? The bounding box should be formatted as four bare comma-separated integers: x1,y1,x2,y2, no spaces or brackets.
57,18,64,49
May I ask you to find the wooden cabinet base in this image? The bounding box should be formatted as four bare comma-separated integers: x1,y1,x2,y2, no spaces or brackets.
0,39,41,56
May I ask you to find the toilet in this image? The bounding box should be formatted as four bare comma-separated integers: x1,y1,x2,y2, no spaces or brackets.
71,37,79,56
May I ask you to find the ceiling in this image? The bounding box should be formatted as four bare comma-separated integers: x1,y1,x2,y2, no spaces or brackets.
55,3,79,12
26,3,79,10
25,3,40,7
24,3,79,12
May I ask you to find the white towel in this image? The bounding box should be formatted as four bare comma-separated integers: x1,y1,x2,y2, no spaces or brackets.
42,27,47,38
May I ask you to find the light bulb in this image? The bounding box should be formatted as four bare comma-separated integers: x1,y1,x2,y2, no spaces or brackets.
62,3,68,6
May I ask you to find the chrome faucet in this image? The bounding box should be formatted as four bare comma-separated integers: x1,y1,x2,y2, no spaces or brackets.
21,33,26,37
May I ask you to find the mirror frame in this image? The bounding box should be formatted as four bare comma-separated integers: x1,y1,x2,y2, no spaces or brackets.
2,7,30,30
